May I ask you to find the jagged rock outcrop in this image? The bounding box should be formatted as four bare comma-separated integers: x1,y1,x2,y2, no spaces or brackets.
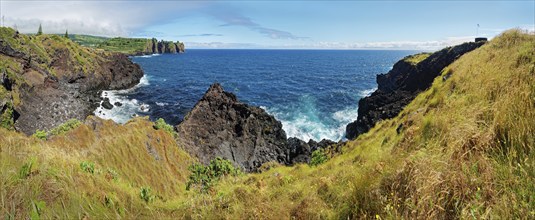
140,38,185,56
176,83,289,171
176,83,338,171
0,28,143,134
346,41,485,139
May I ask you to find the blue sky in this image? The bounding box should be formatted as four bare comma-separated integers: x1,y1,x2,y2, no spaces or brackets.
1,1,534,49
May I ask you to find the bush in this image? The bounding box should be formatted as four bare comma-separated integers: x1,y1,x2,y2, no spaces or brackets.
154,118,176,136
33,130,47,140
140,187,154,203
0,102,14,130
80,161,95,174
49,119,81,136
310,149,328,166
31,119,82,140
186,157,241,192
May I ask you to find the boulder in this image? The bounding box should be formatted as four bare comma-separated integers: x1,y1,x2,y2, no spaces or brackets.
102,98,113,109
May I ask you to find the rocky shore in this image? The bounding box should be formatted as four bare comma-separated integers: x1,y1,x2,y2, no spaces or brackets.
345,41,485,139
0,28,143,134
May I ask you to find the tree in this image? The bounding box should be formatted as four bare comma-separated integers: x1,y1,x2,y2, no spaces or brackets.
37,24,42,35
64,29,68,38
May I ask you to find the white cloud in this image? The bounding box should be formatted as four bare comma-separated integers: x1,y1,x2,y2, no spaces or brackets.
187,36,484,50
185,42,259,49
0,1,207,36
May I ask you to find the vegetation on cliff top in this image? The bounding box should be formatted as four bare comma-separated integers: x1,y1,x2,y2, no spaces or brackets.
0,29,533,219
0,27,108,81
69,34,185,55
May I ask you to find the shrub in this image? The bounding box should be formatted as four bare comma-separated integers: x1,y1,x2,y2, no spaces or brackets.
80,161,95,174
49,119,81,136
140,187,154,203
0,102,14,130
310,148,328,166
33,130,47,140
153,118,176,136
186,157,241,192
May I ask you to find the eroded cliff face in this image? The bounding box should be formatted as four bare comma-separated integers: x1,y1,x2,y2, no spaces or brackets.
175,83,338,171
0,28,143,134
142,38,185,55
176,83,290,171
345,41,485,139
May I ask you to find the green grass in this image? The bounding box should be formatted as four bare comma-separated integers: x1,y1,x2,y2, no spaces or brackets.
0,29,533,219
69,34,108,47
404,52,431,65
96,37,151,55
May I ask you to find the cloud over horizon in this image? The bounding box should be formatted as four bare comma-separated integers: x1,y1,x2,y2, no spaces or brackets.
0,1,531,49
206,8,307,40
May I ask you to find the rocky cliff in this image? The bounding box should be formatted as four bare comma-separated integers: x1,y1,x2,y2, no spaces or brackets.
176,83,336,171
345,41,485,139
142,38,185,55
0,27,143,134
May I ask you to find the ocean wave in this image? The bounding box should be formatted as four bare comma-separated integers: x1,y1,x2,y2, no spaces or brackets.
94,75,150,123
136,54,162,58
156,102,169,106
262,97,359,142
359,87,377,97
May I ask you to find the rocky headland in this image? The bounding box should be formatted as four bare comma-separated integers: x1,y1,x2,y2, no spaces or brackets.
141,38,185,55
0,27,143,134
345,41,486,139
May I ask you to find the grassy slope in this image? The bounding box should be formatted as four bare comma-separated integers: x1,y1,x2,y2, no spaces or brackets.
69,34,108,47
0,28,109,81
0,30,533,219
96,37,152,55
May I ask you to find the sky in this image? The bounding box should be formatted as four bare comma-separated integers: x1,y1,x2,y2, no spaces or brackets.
0,1,533,50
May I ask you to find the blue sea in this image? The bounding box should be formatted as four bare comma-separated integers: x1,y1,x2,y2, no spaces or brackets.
95,49,416,141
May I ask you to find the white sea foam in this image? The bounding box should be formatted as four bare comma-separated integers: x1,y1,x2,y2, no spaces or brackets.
262,102,359,142
359,87,377,97
262,88,369,142
156,102,169,106
136,54,162,58
94,75,150,124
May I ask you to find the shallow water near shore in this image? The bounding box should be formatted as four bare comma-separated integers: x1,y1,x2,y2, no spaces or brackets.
95,49,416,141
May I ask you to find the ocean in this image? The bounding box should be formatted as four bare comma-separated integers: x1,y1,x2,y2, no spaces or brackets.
95,49,416,141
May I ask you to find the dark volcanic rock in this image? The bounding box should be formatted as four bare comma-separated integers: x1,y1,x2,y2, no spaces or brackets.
114,102,122,107
176,83,290,172
106,53,144,90
102,98,113,109
176,83,338,172
0,31,143,134
287,138,337,164
346,41,485,139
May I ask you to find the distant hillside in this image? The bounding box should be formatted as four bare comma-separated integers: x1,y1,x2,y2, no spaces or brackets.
69,34,185,56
